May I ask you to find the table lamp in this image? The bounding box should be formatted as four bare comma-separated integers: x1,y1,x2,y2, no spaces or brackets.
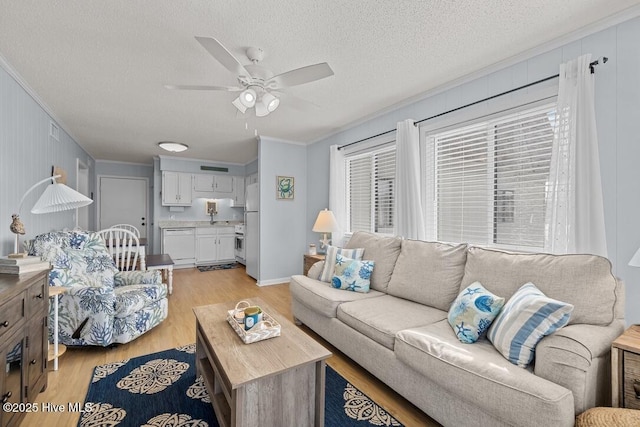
312,208,339,250
9,173,93,257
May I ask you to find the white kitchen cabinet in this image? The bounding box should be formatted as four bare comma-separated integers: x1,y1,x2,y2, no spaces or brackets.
247,173,258,185
193,174,234,198
194,174,215,192
162,172,192,206
214,175,233,193
196,226,236,264
231,176,245,207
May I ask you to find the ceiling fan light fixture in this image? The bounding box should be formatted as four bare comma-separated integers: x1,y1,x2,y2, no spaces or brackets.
239,88,256,108
158,141,189,152
255,100,269,117
232,96,247,113
262,92,280,112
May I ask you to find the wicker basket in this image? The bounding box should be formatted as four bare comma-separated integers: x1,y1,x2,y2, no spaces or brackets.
226,301,281,344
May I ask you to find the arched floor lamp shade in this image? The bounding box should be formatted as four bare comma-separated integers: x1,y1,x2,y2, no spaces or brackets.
9,174,93,256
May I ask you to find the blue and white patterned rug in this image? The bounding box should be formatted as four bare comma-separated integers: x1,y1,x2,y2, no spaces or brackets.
78,344,403,427
196,263,239,272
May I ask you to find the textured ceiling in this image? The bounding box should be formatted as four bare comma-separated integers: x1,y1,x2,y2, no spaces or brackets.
1,1,639,164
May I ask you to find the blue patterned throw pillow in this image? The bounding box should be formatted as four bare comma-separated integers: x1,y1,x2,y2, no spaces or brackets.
331,254,374,293
447,282,505,344
487,282,574,368
319,245,365,283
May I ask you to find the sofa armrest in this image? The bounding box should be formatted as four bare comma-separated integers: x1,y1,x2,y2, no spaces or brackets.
114,270,162,287
307,260,324,280
534,321,625,412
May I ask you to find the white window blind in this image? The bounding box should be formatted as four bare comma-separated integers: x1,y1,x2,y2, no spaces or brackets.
424,104,556,250
346,146,396,234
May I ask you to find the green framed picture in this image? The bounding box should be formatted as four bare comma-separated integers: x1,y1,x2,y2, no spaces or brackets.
276,176,294,200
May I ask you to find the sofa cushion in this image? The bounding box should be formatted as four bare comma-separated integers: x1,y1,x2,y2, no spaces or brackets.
487,282,573,368
331,255,374,293
345,232,402,293
460,246,617,325
447,281,505,343
289,274,384,318
337,295,447,350
319,245,365,282
395,320,574,426
387,239,467,310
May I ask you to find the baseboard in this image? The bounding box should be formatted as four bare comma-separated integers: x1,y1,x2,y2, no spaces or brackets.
256,277,290,287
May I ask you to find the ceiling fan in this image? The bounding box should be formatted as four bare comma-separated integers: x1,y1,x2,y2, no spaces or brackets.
165,36,334,117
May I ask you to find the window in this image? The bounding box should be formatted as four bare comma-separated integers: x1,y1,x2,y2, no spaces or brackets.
346,146,396,234
423,103,556,250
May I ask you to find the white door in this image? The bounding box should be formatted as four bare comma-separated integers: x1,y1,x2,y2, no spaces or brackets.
76,159,90,230
99,176,148,237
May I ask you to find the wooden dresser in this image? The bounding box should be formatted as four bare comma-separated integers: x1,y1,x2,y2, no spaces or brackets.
0,270,49,427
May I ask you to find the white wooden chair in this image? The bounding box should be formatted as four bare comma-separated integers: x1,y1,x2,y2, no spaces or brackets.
97,228,145,271
109,224,141,237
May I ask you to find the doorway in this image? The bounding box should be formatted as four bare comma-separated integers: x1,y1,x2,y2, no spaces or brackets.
98,176,148,238
76,159,90,230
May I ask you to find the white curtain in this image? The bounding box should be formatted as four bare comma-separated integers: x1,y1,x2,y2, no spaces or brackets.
544,54,607,256
394,119,426,240
329,144,346,246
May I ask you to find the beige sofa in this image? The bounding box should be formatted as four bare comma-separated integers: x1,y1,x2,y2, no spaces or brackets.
290,232,625,427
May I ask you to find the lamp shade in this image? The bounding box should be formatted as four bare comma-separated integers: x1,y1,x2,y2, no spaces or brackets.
312,209,339,233
629,247,640,267
31,183,93,214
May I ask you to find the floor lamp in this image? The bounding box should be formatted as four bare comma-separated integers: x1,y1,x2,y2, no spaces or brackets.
9,174,93,257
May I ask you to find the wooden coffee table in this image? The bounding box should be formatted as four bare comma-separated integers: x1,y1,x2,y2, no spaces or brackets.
193,297,331,427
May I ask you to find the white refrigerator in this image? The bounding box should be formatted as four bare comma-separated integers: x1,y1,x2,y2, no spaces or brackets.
245,183,259,280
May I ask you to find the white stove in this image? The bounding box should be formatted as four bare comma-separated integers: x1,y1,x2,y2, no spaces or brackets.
234,224,245,264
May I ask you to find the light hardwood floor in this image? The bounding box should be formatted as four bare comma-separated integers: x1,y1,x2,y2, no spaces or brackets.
23,266,440,427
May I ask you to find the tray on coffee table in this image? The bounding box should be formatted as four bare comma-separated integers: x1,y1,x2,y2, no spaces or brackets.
226,309,281,344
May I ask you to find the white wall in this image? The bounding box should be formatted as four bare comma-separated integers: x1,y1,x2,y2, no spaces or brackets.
0,65,95,254
258,136,307,284
307,16,640,325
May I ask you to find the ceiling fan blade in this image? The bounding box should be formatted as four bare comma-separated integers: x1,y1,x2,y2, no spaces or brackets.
164,84,243,91
266,63,334,89
195,36,250,78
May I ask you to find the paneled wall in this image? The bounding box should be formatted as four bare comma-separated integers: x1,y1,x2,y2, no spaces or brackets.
0,65,94,255
307,16,640,325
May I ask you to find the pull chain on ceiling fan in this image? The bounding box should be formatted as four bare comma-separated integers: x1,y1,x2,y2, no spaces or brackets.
165,37,334,117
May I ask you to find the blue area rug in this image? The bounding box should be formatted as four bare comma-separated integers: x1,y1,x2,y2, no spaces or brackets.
78,345,403,427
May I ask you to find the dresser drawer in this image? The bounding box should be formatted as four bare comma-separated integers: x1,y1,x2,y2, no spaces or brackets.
0,291,25,341
623,351,640,409
26,278,47,316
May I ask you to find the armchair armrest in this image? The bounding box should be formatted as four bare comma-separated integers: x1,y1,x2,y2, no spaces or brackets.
307,261,324,280
535,321,625,412
114,270,162,287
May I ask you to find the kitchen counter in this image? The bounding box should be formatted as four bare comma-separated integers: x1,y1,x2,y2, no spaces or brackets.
158,220,243,229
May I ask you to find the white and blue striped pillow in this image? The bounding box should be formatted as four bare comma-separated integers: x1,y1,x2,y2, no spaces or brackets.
487,282,574,368
319,245,364,283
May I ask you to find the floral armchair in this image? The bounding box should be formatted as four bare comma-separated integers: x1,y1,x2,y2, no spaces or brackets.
26,230,168,346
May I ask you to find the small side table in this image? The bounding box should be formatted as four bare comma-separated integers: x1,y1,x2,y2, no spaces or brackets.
612,324,640,408
146,254,174,295
48,286,67,371
303,253,325,276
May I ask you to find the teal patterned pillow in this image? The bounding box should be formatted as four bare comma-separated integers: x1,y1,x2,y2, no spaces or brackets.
448,282,505,344
331,254,374,293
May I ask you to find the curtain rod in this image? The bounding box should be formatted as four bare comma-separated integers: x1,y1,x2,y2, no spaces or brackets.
338,57,608,150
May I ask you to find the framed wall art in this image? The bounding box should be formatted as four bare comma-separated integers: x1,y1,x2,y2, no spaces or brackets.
276,176,294,200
